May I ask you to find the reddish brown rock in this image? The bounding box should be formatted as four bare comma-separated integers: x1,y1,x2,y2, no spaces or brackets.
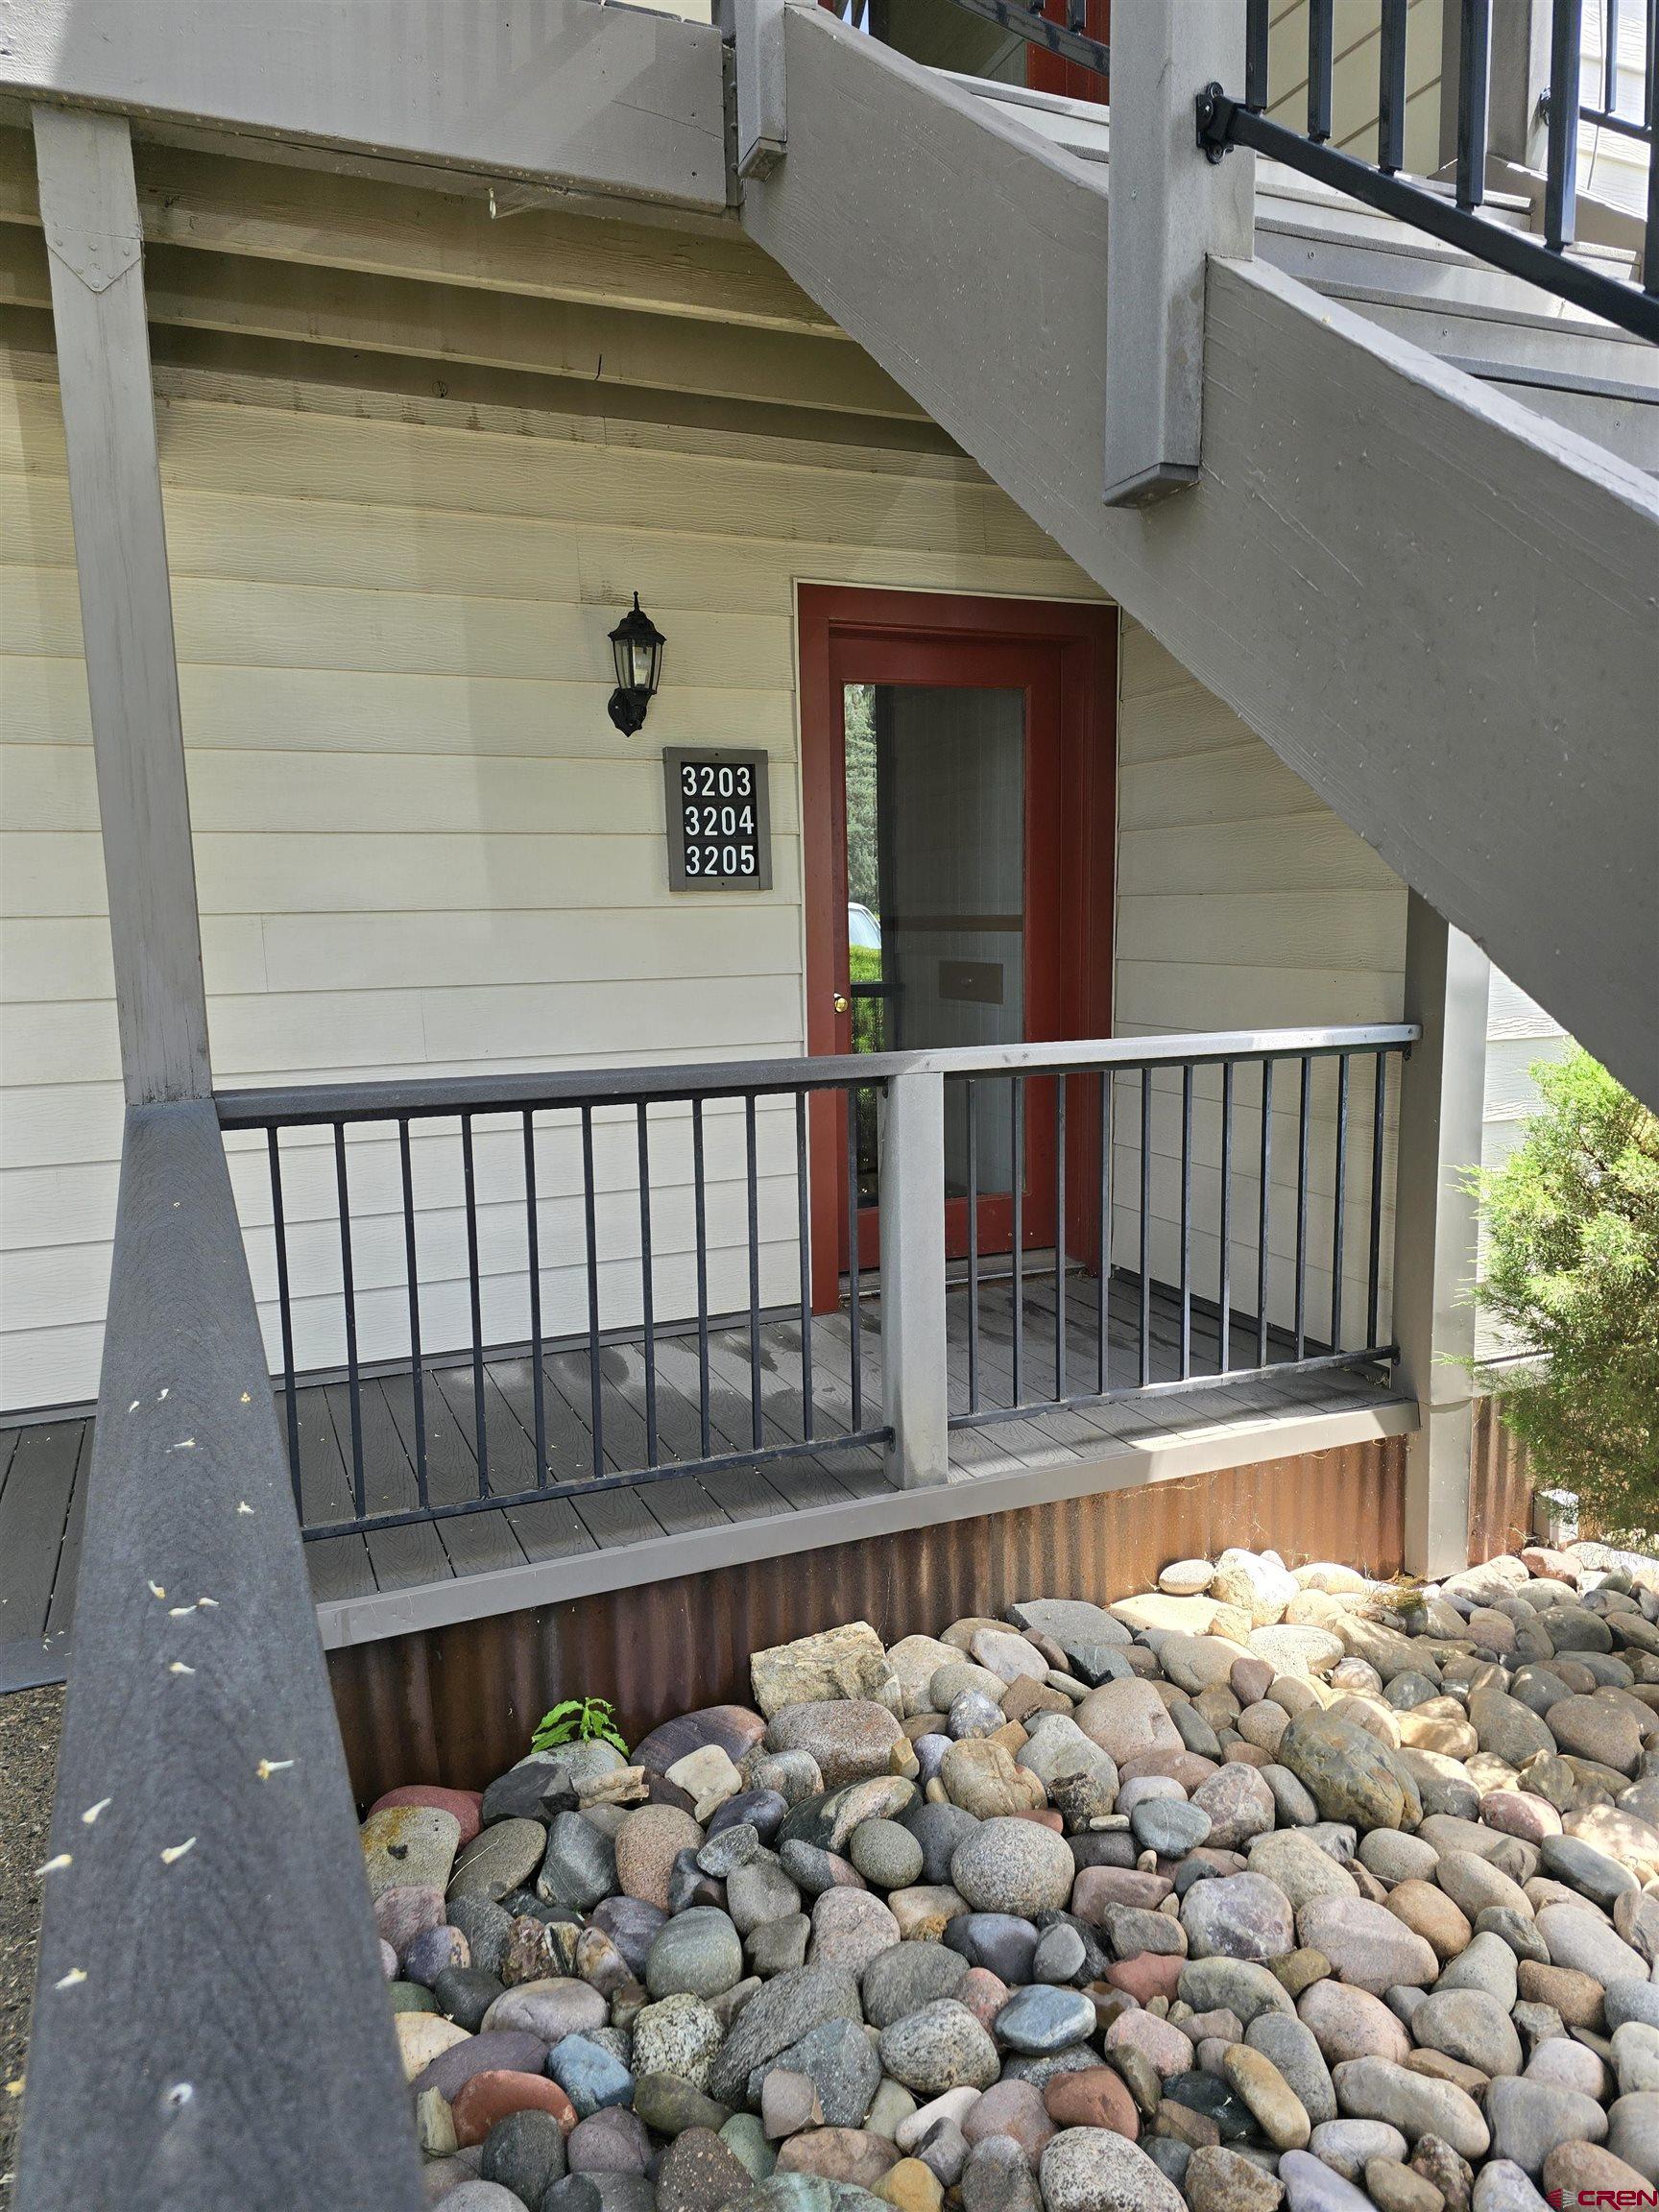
451,2070,578,2149
369,1785,484,1847
1071,1866,1173,1919
614,1803,703,1911
1106,1951,1184,2004
956,1967,1011,2030
1044,2065,1142,2140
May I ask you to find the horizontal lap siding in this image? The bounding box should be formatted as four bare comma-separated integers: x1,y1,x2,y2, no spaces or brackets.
1269,0,1446,175
1476,968,1569,1363
0,344,1098,1412
1112,617,1409,1348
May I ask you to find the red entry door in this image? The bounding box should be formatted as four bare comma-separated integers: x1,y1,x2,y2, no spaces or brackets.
799,589,1117,1310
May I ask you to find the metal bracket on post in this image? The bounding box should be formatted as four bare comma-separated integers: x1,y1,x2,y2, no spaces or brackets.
733,0,789,180
1103,1,1254,509
878,1070,950,1489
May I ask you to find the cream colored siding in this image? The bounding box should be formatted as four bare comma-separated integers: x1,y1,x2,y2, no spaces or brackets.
0,345,1099,1413
1270,0,1446,175
1111,616,1409,1349
1475,969,1570,1361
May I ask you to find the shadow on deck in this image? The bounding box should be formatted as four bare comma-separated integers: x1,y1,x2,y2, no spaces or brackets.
0,1273,1413,1687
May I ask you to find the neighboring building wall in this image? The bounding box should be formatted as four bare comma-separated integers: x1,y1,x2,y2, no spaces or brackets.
1268,0,1447,174
1111,616,1410,1351
0,342,1100,1411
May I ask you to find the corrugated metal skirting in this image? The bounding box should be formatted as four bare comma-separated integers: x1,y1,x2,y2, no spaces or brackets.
330,1439,1407,1804
1467,1395,1536,1564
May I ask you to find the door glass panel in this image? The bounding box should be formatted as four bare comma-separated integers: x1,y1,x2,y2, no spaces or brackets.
844,682,1025,1205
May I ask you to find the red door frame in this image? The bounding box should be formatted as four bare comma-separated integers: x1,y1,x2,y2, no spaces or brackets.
799,586,1117,1311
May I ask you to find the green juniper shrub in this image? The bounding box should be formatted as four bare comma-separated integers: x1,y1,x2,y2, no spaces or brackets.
1467,1045,1659,1537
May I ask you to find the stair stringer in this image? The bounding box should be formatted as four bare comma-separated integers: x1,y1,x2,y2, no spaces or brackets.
740,5,1659,1106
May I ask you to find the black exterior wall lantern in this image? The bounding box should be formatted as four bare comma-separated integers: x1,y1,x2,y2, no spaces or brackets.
607,594,666,733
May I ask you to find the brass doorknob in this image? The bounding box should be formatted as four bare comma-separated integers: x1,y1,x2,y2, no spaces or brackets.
833,993,851,1015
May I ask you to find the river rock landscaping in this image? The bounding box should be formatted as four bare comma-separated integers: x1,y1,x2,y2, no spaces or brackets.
366,1541,1659,2212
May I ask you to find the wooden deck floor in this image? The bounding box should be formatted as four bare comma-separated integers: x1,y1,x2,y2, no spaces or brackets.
0,1274,1407,1688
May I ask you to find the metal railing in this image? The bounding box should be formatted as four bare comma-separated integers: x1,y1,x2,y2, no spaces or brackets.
1197,0,1658,339
1575,0,1656,144
217,1022,1417,1536
216,1058,894,1538
946,1032,1413,1430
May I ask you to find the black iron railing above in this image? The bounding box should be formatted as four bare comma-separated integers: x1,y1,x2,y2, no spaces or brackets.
1197,0,1657,341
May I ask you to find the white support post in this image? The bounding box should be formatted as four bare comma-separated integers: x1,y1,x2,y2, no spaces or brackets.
1395,892,1492,1580
878,1070,950,1488
33,105,210,1105
1102,0,1254,508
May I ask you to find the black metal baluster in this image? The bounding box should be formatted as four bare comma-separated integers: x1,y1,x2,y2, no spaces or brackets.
522,1110,546,1487
397,1116,428,1511
1257,1061,1275,1368
334,1121,366,1519
1054,1074,1067,1404
1178,1065,1193,1381
1293,1058,1311,1361
846,1086,862,1432
1138,1067,1151,1390
746,1093,762,1450
795,1092,814,1443
267,1126,302,1514
1456,0,1492,208
1218,1062,1235,1375
637,1101,657,1468
1379,0,1409,170
1245,0,1271,109
1367,1051,1388,1350
460,1110,489,1497
967,1079,981,1414
581,1103,604,1481
1647,0,1659,296
1547,0,1583,248
692,1097,711,1459
1097,1069,1113,1395
1309,0,1335,140
1011,1076,1025,1407
1331,1053,1352,1354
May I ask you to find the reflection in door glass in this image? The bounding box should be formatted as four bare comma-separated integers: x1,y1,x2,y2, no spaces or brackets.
843,682,1025,1207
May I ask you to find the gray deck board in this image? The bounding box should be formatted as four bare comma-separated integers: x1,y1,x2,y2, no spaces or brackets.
1,1276,1406,1689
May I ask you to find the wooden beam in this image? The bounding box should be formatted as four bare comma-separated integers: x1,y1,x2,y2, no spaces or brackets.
1395,893,1491,1578
0,221,923,419
0,0,728,213
0,127,834,335
740,8,1659,1108
1101,1,1253,506
16,1102,423,2211
31,107,209,1104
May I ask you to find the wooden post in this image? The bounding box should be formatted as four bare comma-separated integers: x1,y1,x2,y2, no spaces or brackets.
878,1070,950,1487
1395,892,1492,1579
1102,0,1254,508
33,105,210,1104
733,0,790,180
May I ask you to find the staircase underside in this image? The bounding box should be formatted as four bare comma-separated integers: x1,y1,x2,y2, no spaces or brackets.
741,9,1659,1105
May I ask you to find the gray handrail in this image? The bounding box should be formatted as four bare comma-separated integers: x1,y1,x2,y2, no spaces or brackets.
215,1022,1420,1126
16,1101,421,2212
